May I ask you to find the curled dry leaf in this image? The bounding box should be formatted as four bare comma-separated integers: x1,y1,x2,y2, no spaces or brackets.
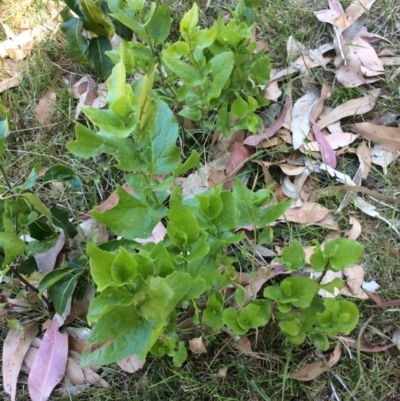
28,317,68,401
344,216,362,240
3,324,39,401
289,343,341,381
343,265,365,297
117,354,145,373
357,140,371,179
189,337,207,355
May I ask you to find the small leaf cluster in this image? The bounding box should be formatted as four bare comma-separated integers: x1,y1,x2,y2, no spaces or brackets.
61,0,271,134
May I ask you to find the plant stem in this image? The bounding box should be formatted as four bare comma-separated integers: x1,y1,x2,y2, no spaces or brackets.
0,162,13,191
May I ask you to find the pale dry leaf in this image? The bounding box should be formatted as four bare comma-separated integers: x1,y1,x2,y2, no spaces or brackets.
345,0,377,21
0,59,24,93
281,176,299,200
189,337,207,355
217,367,228,378
345,216,362,240
3,324,39,401
34,230,65,273
35,90,57,130
317,89,380,129
392,330,400,350
279,164,307,176
351,122,400,152
230,337,264,360
225,142,251,179
343,265,364,296
286,36,306,61
280,202,331,224
370,145,399,173
291,92,319,150
339,336,396,352
28,317,68,401
304,133,358,151
289,343,341,381
318,270,342,298
357,140,371,179
82,367,109,388
117,354,145,373
354,196,400,234
65,356,85,385
264,80,282,101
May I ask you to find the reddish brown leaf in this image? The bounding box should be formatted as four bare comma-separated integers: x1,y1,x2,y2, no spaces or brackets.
310,118,337,168
3,324,39,401
28,317,68,401
340,337,396,352
34,230,65,273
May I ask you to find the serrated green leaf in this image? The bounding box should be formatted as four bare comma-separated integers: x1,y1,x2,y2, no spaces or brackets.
87,243,116,291
20,193,52,219
50,206,78,238
180,3,198,33
111,247,137,285
78,0,115,37
279,317,301,336
43,165,82,190
82,306,156,367
107,62,137,119
48,272,80,315
284,277,319,308
232,179,257,226
93,186,167,240
222,307,247,335
145,4,171,44
67,123,141,171
167,203,199,246
280,240,306,271
0,233,26,265
87,37,114,81
173,151,199,178
61,17,88,64
231,94,248,119
323,238,364,271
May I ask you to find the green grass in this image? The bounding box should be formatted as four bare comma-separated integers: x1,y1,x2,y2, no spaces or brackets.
1,0,400,400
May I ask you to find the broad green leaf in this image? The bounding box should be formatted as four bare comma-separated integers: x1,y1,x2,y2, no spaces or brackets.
280,240,306,271
87,287,135,324
163,271,191,307
163,42,190,58
207,52,234,99
149,242,175,276
244,0,265,5
0,233,26,265
78,0,115,37
142,100,181,175
191,28,217,49
82,107,136,138
93,186,167,240
173,150,199,178
231,94,248,119
180,3,198,33
283,277,319,309
178,107,202,121
87,243,116,291
107,62,137,119
87,37,114,81
67,123,141,171
222,307,247,335
185,232,210,262
126,0,144,12
20,193,52,219
167,203,199,246
61,17,88,64
26,236,58,255
257,200,292,226
50,207,77,238
234,286,247,307
171,341,187,367
318,299,359,335
310,240,327,272
111,247,137,285
310,333,329,351
43,165,82,190
216,191,239,231
323,238,364,271
145,4,171,44
162,57,201,85
38,267,75,292
82,307,156,367
250,55,271,84
14,164,40,191
232,179,257,226
108,0,146,37
279,317,301,336
48,272,80,315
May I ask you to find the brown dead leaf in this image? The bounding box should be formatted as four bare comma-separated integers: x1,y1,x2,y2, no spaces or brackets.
0,59,25,93
345,216,362,240
339,337,396,352
318,89,380,130
351,123,400,152
189,337,207,355
97,183,133,212
289,343,341,381
279,202,331,224
304,133,358,152
230,337,265,360
35,90,57,130
343,265,365,296
357,140,371,179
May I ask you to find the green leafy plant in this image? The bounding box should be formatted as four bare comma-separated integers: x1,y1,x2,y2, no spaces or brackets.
61,0,271,133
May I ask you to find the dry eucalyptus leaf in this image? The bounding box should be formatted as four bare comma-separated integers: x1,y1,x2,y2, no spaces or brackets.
280,202,331,224
34,230,65,273
357,140,371,179
370,145,399,173
35,89,57,130
117,354,145,373
344,216,362,240
289,343,341,381
304,133,358,151
351,123,400,152
189,337,207,355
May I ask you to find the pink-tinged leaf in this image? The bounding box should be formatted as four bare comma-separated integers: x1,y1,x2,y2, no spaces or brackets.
34,231,65,273
310,118,337,168
82,367,109,387
134,221,167,244
225,142,252,179
244,96,292,146
344,216,362,240
28,318,68,401
329,0,344,14
116,354,145,373
339,337,396,352
315,9,341,25
3,324,39,401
